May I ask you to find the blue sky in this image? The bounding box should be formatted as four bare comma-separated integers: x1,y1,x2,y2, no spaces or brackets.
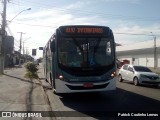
1,0,160,58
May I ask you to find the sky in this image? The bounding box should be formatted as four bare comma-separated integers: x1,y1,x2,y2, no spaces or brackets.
1,0,160,58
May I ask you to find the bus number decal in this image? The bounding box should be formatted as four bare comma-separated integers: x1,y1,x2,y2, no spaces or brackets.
77,28,103,33
66,27,103,34
66,28,76,33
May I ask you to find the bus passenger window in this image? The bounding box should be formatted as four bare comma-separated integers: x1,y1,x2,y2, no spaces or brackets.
50,41,55,52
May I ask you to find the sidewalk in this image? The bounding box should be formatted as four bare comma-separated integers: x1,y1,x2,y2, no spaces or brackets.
0,64,54,120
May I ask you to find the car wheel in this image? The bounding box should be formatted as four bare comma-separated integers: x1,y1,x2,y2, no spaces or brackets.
133,77,139,86
118,74,123,82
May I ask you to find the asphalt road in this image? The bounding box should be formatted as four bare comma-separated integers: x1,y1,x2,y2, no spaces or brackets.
38,65,160,120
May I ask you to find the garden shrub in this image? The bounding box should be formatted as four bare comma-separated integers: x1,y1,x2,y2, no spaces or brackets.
24,62,39,79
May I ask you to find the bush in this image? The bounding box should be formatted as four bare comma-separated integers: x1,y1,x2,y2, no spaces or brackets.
24,62,39,79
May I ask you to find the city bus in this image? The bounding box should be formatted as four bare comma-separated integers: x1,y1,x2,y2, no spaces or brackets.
43,25,116,93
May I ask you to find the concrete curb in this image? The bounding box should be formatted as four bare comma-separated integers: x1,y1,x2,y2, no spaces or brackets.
37,65,56,120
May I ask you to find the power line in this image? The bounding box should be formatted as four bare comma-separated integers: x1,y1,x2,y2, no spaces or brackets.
5,1,160,49
5,20,160,36
119,39,154,46
9,0,160,22
114,32,160,36
8,21,56,28
9,0,59,9
2,18,160,37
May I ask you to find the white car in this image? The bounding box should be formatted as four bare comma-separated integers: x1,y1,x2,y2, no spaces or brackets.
118,64,160,87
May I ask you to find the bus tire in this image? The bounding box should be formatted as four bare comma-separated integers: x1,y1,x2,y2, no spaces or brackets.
53,79,56,89
118,74,123,82
50,73,52,87
53,89,56,94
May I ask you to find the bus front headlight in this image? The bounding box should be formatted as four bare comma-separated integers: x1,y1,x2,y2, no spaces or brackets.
59,75,64,80
111,72,116,77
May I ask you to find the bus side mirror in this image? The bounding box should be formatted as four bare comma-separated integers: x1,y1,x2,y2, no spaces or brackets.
51,41,55,52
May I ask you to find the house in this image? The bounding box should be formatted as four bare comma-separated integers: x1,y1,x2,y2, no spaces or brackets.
4,36,14,67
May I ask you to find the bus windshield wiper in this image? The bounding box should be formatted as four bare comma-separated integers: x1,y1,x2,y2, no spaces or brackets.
94,38,101,54
72,38,86,66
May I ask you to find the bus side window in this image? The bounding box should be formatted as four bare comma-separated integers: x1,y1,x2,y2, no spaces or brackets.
51,41,55,52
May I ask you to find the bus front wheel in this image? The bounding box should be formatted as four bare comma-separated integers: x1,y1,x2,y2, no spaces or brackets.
118,74,123,82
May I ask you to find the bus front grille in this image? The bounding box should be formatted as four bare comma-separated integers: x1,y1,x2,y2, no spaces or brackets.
66,83,109,90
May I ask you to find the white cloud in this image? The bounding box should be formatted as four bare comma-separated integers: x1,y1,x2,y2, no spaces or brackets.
113,24,160,45
102,0,141,4
65,1,91,9
7,6,109,58
6,1,159,58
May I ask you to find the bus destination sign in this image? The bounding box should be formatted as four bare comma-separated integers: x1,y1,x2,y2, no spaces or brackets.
65,27,104,34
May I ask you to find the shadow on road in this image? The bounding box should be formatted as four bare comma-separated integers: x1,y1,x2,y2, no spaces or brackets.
3,74,41,120
25,79,34,120
120,80,160,89
4,74,41,86
57,88,160,120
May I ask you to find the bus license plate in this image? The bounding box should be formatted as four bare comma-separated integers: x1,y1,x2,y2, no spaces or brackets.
83,83,94,88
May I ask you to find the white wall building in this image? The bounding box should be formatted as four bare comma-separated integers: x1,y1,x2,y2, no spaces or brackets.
116,39,160,68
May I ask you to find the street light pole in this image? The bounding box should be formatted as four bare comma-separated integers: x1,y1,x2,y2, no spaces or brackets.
0,6,31,73
150,32,157,69
8,8,31,24
0,0,7,74
7,8,31,67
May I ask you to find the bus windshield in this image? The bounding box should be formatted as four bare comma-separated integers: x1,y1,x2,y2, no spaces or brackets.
58,37,114,68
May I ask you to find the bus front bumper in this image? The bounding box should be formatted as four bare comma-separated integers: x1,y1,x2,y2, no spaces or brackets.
55,78,116,93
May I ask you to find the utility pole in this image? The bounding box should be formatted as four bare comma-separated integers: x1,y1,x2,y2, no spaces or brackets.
0,0,7,74
151,32,157,69
22,37,31,55
17,32,25,54
154,36,157,69
17,32,25,66
23,42,25,54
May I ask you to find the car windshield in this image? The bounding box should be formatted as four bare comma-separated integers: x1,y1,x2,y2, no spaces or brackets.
133,66,152,72
58,37,114,68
